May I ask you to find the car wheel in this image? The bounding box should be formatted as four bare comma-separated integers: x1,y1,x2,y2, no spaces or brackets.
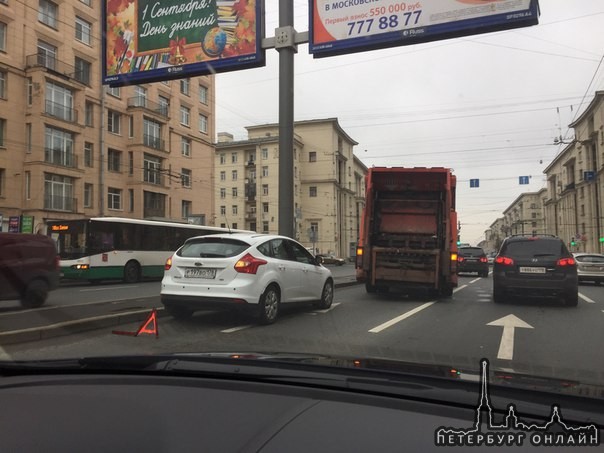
123,260,141,283
21,279,49,308
481,271,489,278
258,285,280,324
493,288,504,304
564,292,578,307
315,280,334,309
440,285,453,298
165,305,194,320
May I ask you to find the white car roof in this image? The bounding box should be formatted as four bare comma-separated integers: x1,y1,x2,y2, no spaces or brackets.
185,233,292,245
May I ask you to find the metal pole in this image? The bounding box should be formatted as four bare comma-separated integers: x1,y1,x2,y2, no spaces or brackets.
277,0,294,237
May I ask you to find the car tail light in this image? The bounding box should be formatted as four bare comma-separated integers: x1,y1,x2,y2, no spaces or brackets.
234,253,267,274
165,257,172,270
495,256,514,266
457,256,465,262
480,257,488,263
557,257,576,266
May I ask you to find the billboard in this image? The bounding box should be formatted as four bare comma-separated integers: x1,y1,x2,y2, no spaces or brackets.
310,0,539,58
103,0,265,86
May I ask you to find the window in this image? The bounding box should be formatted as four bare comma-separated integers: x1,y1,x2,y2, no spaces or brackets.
27,78,33,105
232,205,238,215
199,85,208,104
220,206,226,215
0,168,4,197
37,41,57,70
128,151,133,175
80,0,91,6
143,118,162,150
133,86,147,107
0,118,4,147
158,95,169,116
0,23,5,52
219,153,226,164
261,148,268,159
84,183,93,208
45,127,75,167
531,212,537,219
181,137,191,157
181,169,191,188
309,151,317,162
143,153,162,184
262,221,269,233
182,200,192,218
85,101,93,126
262,184,268,195
220,171,226,181
231,152,238,163
108,188,122,210
180,105,190,126
128,115,134,138
263,202,269,213
25,171,31,199
232,187,237,197
26,123,31,153
199,114,208,134
44,174,74,211
107,86,120,98
75,17,91,45
220,188,226,198
262,166,269,177
309,186,317,197
232,170,238,180
108,110,121,134
180,78,190,95
74,57,91,85
232,223,237,229
84,142,93,167
107,149,121,172
38,0,58,28
45,81,74,122
128,189,134,212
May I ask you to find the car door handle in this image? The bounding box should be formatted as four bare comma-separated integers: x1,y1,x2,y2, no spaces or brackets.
278,265,286,270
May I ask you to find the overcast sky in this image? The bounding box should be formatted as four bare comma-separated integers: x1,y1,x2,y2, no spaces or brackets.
215,0,604,245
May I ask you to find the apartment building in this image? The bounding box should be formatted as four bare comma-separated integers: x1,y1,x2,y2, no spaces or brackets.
215,118,368,258
0,0,215,232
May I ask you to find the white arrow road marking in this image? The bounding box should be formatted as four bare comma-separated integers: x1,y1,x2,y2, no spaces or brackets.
312,302,341,314
487,314,533,360
578,293,595,303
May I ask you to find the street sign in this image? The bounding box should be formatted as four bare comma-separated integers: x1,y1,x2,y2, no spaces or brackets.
519,176,529,185
470,179,479,188
584,171,595,181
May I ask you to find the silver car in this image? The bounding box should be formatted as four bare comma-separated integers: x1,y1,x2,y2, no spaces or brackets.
574,253,604,284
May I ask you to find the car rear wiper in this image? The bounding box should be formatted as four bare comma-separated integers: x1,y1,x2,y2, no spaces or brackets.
532,253,556,257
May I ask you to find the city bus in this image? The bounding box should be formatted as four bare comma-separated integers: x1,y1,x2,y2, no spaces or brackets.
46,217,254,283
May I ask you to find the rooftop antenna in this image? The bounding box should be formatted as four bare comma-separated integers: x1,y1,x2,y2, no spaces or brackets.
223,215,232,234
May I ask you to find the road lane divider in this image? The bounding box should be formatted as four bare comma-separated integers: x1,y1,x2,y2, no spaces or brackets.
453,285,468,293
578,293,596,304
469,277,481,284
221,325,253,333
368,302,435,334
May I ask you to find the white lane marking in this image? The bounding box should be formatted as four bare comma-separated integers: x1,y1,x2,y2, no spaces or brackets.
0,297,154,317
487,314,533,361
469,278,481,284
80,286,137,292
477,298,491,303
453,285,468,293
312,302,341,314
369,302,435,334
0,308,161,338
0,345,10,360
578,293,596,304
221,325,253,333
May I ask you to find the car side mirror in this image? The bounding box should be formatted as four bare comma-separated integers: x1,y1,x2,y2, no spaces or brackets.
315,256,324,265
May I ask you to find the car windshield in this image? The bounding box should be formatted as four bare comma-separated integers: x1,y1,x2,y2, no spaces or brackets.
2,0,604,424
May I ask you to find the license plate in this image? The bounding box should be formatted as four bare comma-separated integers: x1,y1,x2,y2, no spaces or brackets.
519,267,546,274
184,268,216,279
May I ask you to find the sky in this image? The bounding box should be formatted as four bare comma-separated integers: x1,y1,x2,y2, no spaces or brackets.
214,0,604,245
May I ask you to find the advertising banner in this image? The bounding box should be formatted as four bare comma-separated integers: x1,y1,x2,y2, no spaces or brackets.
103,0,265,86
20,216,34,234
310,0,539,58
8,216,20,233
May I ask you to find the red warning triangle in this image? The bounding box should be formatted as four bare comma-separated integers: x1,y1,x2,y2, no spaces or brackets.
136,308,158,337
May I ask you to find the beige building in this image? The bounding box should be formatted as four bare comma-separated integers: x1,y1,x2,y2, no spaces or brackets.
0,0,216,232
216,118,368,258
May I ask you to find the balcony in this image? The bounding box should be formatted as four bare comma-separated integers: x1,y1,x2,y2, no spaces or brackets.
44,149,78,168
44,194,77,212
143,134,166,151
26,54,84,84
245,211,257,220
45,100,78,123
562,182,576,193
128,97,170,119
143,169,164,186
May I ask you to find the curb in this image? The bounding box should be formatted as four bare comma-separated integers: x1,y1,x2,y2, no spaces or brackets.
0,280,360,346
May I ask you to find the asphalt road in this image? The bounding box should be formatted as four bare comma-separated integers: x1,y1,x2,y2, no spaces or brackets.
2,267,604,385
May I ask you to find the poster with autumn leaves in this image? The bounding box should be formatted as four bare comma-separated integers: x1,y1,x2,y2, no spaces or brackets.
104,0,260,82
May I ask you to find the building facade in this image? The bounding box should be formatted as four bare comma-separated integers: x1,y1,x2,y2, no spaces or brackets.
216,118,368,258
0,0,216,232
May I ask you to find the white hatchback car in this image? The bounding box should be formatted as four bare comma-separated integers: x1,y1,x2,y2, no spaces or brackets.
161,233,334,324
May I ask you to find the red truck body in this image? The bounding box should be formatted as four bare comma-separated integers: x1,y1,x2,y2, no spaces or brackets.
356,167,458,296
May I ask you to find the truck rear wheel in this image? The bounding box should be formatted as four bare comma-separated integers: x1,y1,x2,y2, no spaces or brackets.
365,282,376,293
440,285,453,298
